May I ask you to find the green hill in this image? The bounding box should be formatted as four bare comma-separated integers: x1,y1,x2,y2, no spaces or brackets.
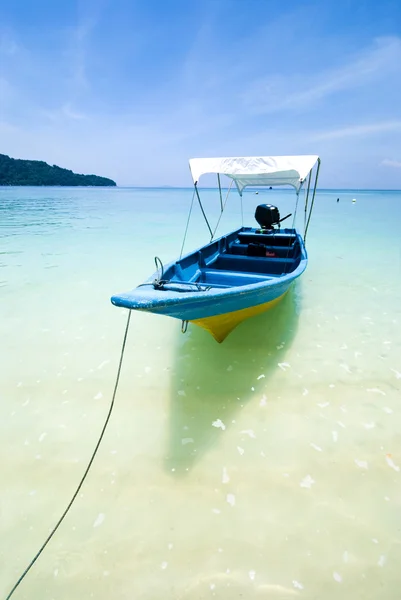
0,153,116,186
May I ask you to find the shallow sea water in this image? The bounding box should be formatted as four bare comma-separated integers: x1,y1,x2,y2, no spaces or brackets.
1,186,401,599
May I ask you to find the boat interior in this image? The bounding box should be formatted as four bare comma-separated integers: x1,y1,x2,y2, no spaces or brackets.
163,226,303,290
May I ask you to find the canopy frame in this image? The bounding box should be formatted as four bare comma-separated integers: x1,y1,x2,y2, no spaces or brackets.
189,155,320,195
179,155,321,256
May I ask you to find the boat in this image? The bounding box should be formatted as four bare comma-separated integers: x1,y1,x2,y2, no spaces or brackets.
111,155,321,342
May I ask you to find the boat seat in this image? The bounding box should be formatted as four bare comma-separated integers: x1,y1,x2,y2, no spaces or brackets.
209,254,298,276
227,241,299,258
199,268,274,287
238,231,297,246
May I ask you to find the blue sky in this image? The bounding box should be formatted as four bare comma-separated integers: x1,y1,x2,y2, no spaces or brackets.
1,0,400,188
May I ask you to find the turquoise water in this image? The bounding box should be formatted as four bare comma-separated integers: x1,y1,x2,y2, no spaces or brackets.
1,186,401,599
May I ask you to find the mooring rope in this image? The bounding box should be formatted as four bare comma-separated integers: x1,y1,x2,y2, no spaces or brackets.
136,256,212,293
5,310,132,600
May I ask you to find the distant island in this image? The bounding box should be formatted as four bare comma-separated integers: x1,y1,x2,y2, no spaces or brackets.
0,153,116,186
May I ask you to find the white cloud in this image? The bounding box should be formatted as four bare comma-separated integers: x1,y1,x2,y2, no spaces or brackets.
310,121,401,141
42,103,88,121
0,77,18,113
64,19,96,93
241,36,401,114
0,33,18,56
0,77,14,102
381,158,401,168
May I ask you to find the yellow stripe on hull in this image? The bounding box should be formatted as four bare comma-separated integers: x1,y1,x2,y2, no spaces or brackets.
190,291,288,343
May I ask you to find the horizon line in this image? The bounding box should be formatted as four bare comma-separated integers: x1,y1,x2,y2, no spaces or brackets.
115,185,401,192
1,185,400,192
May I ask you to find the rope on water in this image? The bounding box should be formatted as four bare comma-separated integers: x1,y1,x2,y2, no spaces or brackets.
5,310,132,600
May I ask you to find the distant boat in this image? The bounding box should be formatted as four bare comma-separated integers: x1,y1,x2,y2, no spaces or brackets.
111,155,321,342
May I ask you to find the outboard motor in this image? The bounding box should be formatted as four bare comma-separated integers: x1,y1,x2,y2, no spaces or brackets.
255,204,281,229
254,204,292,230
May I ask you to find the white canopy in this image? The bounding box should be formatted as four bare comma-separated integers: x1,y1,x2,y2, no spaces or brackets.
189,155,319,194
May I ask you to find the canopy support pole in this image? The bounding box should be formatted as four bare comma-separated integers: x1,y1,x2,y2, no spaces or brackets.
304,158,321,242
179,187,196,258
194,183,213,238
303,170,312,235
211,179,233,240
217,174,223,212
282,191,301,274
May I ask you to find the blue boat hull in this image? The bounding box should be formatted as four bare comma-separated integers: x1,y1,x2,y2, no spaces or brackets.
111,226,307,341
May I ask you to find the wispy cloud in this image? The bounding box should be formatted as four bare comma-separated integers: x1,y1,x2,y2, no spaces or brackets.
310,120,401,141
0,77,14,105
64,19,96,93
0,32,18,56
381,158,401,168
241,36,401,114
42,103,88,122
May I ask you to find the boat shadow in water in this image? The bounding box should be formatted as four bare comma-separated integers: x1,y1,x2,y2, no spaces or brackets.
164,283,301,475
